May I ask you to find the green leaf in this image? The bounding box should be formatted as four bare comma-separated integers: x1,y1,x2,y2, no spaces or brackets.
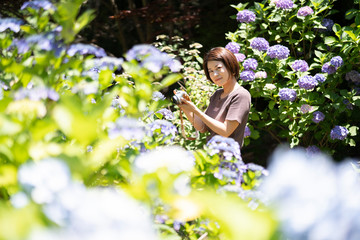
99,69,114,90
344,30,357,41
74,9,96,35
349,126,359,136
158,73,183,89
324,36,337,45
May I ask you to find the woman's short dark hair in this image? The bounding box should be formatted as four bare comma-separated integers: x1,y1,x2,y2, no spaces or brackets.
203,47,240,81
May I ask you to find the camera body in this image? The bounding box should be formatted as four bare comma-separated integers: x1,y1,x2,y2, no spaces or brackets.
171,90,189,104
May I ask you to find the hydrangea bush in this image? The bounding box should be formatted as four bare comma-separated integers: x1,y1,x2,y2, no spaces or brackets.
224,0,359,156
0,1,359,240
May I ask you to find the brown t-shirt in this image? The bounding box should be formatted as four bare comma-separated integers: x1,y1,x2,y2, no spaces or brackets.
204,86,251,148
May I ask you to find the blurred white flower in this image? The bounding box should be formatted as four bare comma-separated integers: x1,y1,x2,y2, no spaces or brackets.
261,146,360,240
135,146,195,174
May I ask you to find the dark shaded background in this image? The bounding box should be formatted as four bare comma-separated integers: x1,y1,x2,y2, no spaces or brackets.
1,0,353,56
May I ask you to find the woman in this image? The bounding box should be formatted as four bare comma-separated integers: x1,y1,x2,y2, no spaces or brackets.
178,47,251,148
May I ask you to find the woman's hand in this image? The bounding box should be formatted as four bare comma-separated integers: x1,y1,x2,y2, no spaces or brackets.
178,98,197,113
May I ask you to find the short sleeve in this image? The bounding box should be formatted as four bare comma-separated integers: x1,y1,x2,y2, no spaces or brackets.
225,89,251,124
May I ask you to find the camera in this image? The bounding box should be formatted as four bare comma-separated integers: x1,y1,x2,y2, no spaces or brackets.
171,90,189,104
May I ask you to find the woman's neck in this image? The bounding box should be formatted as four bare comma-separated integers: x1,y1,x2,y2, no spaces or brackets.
222,77,238,96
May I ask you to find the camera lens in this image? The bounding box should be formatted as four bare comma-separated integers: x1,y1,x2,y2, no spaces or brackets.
171,95,180,104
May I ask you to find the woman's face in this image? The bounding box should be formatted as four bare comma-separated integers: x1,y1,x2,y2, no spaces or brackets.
207,61,232,87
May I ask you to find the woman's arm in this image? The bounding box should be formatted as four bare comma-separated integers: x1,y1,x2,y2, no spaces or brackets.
179,106,207,133
179,99,239,137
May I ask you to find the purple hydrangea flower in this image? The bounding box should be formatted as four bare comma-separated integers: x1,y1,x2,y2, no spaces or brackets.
236,10,256,23
225,42,240,54
345,70,360,84
330,126,348,140
152,91,165,101
279,88,297,101
297,75,318,90
276,0,294,9
330,56,344,68
314,73,326,83
156,108,174,120
207,135,242,161
21,1,55,11
322,18,334,31
108,117,145,141
300,104,313,114
312,111,325,123
234,53,246,62
297,6,314,17
147,120,178,142
0,18,23,32
292,60,309,72
243,58,258,71
250,37,269,51
321,62,337,74
67,43,107,58
240,70,255,82
267,45,290,60
244,126,251,138
255,71,267,79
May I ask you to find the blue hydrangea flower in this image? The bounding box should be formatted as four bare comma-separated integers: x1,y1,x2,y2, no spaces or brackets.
292,60,309,72
305,145,321,156
297,75,318,90
67,43,107,58
14,86,59,101
255,71,267,79
152,91,165,101
330,56,344,68
21,1,55,11
240,70,255,82
321,62,337,74
345,70,360,84
297,6,314,17
147,120,177,142
25,33,62,52
279,88,297,101
314,73,326,83
91,57,124,71
343,99,354,110
207,135,242,161
126,44,181,73
322,18,334,31
225,42,240,54
244,126,251,138
236,10,256,23
243,58,258,70
0,18,23,32
234,53,246,62
330,126,348,140
276,0,294,9
250,37,269,51
300,104,313,114
267,45,290,60
108,117,145,141
156,108,174,120
10,39,30,53
312,111,325,123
